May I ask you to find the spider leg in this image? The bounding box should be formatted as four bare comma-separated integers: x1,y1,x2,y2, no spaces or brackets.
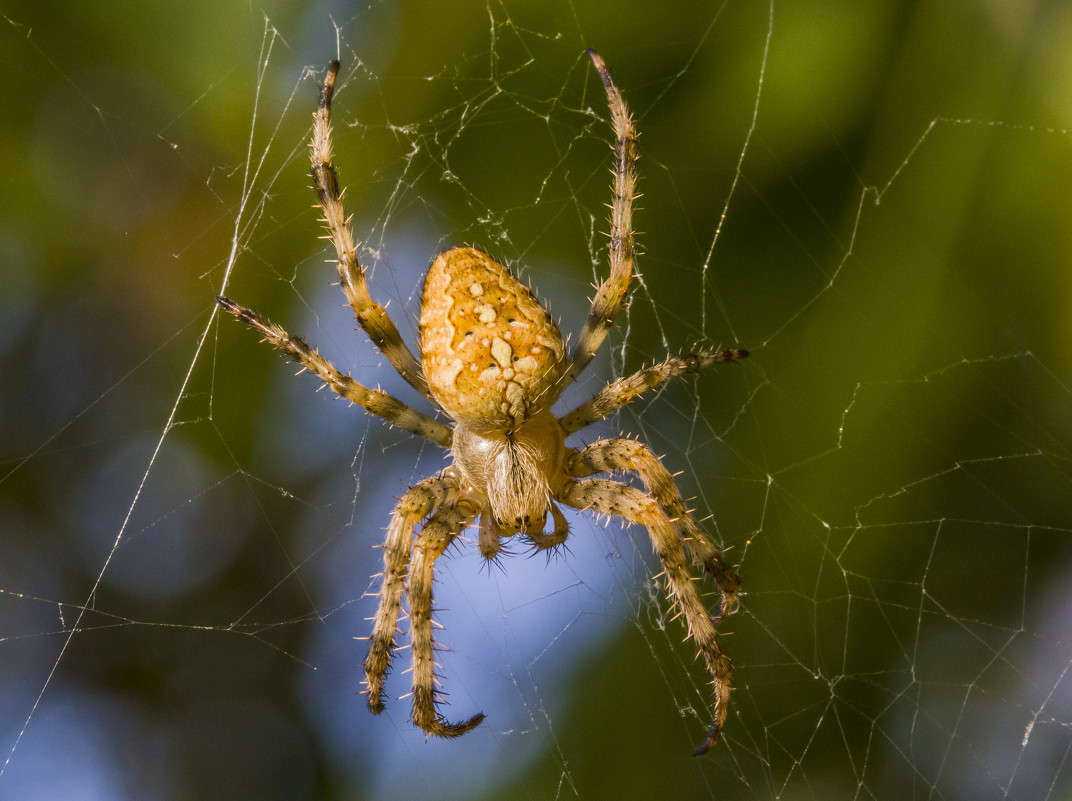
563,50,638,387
311,61,430,398
408,499,486,737
567,439,740,620
363,473,461,713
216,296,452,447
559,477,732,756
559,349,749,434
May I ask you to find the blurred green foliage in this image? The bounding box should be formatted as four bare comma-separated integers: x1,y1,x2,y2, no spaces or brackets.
1,1,1070,799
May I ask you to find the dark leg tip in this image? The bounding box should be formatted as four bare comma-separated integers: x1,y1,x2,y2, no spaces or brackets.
366,694,385,716
415,711,487,739
693,721,722,756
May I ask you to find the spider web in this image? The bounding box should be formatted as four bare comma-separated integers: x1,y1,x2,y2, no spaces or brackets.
2,1,1071,799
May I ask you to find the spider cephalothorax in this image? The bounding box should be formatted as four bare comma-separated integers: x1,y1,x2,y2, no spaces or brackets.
217,51,747,755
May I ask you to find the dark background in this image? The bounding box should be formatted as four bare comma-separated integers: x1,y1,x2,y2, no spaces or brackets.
2,1,1070,799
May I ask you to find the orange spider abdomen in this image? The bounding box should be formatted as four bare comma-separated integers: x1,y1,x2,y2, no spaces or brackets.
420,247,566,430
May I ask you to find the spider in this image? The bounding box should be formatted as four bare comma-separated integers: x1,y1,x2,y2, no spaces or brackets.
217,51,747,755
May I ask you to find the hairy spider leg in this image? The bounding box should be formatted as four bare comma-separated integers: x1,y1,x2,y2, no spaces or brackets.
562,50,640,387
559,478,733,755
311,60,430,397
407,500,486,737
363,473,461,711
559,348,749,434
215,296,451,447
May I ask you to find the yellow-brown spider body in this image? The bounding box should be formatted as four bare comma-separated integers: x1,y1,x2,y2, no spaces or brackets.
420,246,566,431
217,51,747,754
421,246,570,547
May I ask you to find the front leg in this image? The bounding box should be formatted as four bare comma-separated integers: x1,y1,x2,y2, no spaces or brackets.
563,49,639,385
310,61,430,397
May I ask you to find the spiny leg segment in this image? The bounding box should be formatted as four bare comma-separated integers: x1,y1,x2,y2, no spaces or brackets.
408,500,486,737
311,61,430,397
559,477,735,756
568,439,740,620
363,473,461,712
215,296,452,447
559,348,749,434
564,49,639,386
